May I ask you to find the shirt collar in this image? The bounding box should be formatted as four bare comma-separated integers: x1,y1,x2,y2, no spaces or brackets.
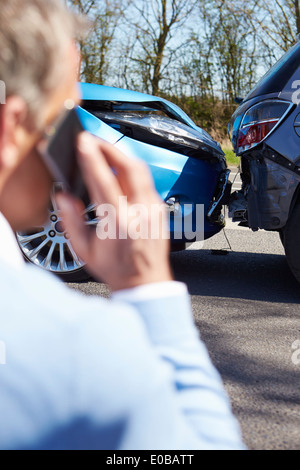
0,212,25,269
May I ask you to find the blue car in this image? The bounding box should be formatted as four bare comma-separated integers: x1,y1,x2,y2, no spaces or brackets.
17,83,231,281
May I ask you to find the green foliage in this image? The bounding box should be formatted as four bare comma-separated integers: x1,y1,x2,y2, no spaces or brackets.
162,93,238,141
222,147,240,167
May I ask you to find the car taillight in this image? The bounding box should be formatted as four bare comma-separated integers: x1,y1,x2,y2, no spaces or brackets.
237,100,292,154
238,119,278,150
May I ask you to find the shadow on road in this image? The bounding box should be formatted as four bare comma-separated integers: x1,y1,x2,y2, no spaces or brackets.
194,315,300,450
170,247,300,449
170,248,300,303
68,240,300,449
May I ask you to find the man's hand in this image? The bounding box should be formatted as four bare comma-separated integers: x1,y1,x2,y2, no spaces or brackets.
56,132,173,291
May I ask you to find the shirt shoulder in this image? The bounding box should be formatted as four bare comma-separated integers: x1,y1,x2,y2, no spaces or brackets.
0,262,155,449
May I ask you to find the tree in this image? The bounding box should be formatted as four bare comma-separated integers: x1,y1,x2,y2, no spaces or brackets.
125,0,197,95
68,0,126,84
255,0,300,59
194,0,259,102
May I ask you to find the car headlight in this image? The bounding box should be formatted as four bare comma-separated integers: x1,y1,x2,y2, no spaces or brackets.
93,112,223,158
146,116,213,150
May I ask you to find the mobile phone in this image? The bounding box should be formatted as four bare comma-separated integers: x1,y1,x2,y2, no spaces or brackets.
39,107,88,201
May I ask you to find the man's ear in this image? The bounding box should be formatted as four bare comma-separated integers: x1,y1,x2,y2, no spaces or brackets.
0,96,27,170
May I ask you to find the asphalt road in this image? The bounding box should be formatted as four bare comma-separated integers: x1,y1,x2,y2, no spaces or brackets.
66,168,300,450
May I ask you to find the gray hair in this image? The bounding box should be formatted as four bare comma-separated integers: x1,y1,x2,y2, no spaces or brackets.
0,0,87,125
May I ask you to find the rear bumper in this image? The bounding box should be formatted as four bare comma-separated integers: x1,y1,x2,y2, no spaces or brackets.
237,146,300,230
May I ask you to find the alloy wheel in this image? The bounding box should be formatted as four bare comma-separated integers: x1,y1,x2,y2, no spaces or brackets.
16,191,97,281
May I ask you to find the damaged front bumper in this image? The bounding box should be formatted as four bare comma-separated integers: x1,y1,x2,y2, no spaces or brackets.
207,169,232,227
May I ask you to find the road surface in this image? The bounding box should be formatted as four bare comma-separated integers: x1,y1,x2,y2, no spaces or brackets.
67,167,300,450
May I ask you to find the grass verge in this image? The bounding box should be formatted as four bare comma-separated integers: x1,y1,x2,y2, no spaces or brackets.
223,147,240,167
220,138,240,167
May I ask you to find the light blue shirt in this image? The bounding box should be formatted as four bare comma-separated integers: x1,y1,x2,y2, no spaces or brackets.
0,213,245,450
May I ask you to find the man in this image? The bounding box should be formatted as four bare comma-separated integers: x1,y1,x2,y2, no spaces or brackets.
0,0,245,450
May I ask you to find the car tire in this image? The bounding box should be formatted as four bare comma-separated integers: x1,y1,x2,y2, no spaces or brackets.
170,242,187,252
20,251,91,283
16,192,97,283
283,201,300,283
53,267,91,283
279,229,285,246
17,232,92,283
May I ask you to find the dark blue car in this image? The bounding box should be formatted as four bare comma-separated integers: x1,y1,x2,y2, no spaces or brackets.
17,84,231,281
229,41,300,283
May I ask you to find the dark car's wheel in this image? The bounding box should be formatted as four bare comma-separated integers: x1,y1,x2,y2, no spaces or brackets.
283,202,300,283
279,228,285,246
16,195,97,282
